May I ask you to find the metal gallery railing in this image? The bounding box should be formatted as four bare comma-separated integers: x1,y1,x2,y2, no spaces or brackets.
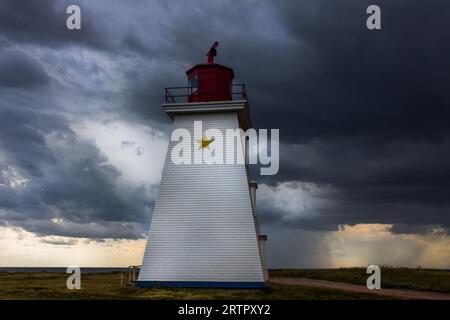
164,83,248,103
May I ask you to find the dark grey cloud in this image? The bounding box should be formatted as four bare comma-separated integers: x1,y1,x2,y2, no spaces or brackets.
390,223,448,236
1,0,449,244
0,49,50,88
0,0,110,50
258,0,450,143
0,0,164,57
17,220,146,240
122,65,180,129
40,238,77,246
0,105,57,178
250,0,450,232
0,95,152,239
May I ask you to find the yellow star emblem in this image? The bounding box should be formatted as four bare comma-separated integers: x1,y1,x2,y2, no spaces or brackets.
196,136,215,150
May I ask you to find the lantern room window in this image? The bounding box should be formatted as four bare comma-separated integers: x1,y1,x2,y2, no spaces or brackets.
189,74,198,94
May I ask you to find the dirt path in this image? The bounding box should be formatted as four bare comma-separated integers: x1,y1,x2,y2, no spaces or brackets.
270,277,450,300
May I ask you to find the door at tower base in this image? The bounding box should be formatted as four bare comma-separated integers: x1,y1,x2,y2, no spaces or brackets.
137,104,267,288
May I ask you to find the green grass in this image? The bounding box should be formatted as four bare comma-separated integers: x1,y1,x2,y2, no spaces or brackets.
270,267,450,293
0,271,390,300
1,267,448,299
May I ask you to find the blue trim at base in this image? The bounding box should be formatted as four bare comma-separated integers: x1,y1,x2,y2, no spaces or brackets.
135,280,267,289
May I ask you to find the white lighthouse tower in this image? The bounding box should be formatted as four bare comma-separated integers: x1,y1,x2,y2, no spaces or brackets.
137,45,268,288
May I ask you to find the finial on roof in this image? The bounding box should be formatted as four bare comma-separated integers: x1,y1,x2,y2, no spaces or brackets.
206,41,219,64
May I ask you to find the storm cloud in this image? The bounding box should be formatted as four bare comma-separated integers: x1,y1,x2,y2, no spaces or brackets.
0,0,449,250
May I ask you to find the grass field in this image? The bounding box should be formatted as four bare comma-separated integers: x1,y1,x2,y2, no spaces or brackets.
0,272,387,300
270,267,450,293
0,267,448,300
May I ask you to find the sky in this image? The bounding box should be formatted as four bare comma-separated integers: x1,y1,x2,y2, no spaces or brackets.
0,0,449,268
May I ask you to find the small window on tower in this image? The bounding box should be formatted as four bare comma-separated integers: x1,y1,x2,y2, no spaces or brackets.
189,75,198,94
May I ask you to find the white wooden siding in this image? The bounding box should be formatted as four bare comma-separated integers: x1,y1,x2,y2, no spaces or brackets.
139,111,266,283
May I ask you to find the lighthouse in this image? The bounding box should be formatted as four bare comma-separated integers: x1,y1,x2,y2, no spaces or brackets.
137,43,268,288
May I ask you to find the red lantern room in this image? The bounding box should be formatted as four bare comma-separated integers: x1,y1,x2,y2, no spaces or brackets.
186,63,235,103
164,42,247,105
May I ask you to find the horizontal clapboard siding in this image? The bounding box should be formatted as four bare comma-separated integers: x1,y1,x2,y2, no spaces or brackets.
139,111,265,283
